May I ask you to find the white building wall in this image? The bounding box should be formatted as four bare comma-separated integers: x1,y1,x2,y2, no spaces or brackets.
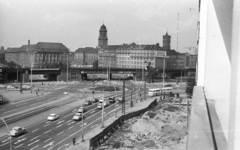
197,0,240,147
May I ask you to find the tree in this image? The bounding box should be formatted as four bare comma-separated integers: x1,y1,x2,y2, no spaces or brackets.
145,66,158,83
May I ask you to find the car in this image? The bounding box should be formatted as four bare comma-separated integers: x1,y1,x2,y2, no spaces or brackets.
97,99,110,109
0,95,3,104
78,106,87,113
73,112,85,121
115,97,123,103
91,98,99,103
108,97,116,103
47,114,59,121
0,84,6,88
63,92,69,95
10,126,27,137
22,85,31,90
85,100,92,105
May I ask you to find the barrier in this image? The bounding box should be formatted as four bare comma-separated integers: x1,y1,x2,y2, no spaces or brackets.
89,99,158,149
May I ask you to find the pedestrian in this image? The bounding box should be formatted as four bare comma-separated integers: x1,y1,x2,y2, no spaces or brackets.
72,137,76,145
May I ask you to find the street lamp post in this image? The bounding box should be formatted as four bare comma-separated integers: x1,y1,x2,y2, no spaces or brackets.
70,93,84,141
130,84,133,107
27,49,38,93
101,88,105,128
144,61,147,100
107,84,117,117
20,65,23,94
0,117,12,150
16,66,18,82
132,76,138,103
81,103,84,142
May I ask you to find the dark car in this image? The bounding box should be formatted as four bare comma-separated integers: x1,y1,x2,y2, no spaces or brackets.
84,100,92,105
108,97,116,103
0,95,3,104
91,98,99,103
116,97,123,103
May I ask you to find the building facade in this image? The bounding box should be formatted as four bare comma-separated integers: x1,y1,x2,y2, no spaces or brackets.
74,47,98,67
5,41,69,68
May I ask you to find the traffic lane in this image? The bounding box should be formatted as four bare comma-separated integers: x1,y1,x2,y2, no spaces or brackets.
25,92,133,150
0,88,134,149
1,92,121,149
11,99,119,149
0,103,99,150
0,95,71,117
43,91,135,150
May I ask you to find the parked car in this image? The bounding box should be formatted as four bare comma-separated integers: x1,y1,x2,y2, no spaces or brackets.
108,97,116,103
84,100,92,105
10,126,27,137
73,112,85,121
78,106,87,113
47,114,59,121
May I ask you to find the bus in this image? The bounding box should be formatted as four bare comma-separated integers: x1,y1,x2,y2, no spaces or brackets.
161,84,173,94
148,88,161,97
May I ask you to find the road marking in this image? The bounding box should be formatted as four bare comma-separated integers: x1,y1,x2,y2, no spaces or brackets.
14,143,23,148
30,136,38,141
57,143,69,150
66,120,72,123
32,129,38,133
15,103,27,106
44,138,52,143
64,113,73,118
68,126,74,129
44,130,51,134
3,108,19,113
89,110,95,114
17,135,26,139
30,145,39,150
67,121,74,126
44,124,50,127
30,102,42,106
43,141,54,148
57,131,64,136
56,124,62,128
28,139,39,146
57,120,65,124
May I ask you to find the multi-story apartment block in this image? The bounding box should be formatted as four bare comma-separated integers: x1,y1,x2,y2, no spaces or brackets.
166,53,198,69
74,47,98,67
5,40,69,68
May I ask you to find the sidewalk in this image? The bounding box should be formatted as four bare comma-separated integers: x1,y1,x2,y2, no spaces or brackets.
66,97,158,150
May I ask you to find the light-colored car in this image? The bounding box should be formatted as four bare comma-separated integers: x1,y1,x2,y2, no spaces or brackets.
77,106,87,113
0,84,6,88
63,92,69,95
10,126,27,137
22,85,31,90
73,112,84,121
47,114,59,121
97,99,110,109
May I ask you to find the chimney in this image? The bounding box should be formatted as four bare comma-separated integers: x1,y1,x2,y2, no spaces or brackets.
28,40,30,45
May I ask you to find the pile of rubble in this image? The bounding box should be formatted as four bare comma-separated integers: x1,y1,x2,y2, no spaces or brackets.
96,103,188,150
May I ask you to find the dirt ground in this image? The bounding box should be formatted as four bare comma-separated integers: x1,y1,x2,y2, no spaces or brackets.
96,102,188,150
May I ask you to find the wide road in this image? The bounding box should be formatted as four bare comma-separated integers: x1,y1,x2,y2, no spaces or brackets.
0,81,97,117
0,81,141,150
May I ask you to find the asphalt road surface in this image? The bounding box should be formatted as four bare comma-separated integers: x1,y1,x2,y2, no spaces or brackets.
0,82,140,150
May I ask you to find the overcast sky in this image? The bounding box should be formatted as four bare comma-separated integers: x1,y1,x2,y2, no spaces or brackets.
0,0,199,54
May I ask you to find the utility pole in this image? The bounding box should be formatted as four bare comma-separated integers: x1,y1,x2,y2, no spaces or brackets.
122,78,125,114
130,84,133,107
20,65,23,94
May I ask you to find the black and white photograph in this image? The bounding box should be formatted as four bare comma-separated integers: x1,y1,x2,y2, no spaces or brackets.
0,0,239,150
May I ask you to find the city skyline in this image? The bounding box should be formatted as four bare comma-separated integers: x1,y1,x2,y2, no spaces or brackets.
0,0,199,54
